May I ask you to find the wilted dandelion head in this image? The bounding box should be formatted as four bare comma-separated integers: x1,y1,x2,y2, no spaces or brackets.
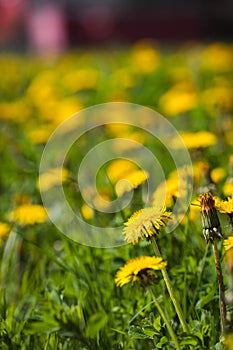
123,207,171,244
115,256,166,287
199,193,222,243
9,204,47,226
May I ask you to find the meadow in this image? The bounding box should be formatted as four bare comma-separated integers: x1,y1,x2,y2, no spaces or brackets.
0,41,233,349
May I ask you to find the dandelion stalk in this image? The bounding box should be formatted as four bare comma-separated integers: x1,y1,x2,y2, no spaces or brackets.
151,236,190,334
213,239,227,333
200,193,227,334
148,286,182,350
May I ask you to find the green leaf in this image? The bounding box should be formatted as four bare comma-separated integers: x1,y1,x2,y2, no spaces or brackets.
111,327,127,335
128,325,152,339
180,335,201,346
196,288,216,308
142,325,158,337
153,316,162,332
156,336,168,348
25,319,59,334
85,312,108,338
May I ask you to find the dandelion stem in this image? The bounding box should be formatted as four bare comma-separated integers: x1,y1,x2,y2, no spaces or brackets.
148,286,182,350
151,236,190,334
212,239,227,333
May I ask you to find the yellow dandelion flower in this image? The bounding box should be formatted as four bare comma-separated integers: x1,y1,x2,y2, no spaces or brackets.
201,43,233,72
27,71,58,107
123,207,171,244
37,167,70,191
131,41,160,73
62,68,100,92
115,170,149,196
213,196,222,207
10,204,47,225
93,191,111,211
107,159,137,183
188,199,200,222
152,179,177,208
0,222,11,241
81,204,94,220
51,98,82,125
159,84,197,116
225,245,233,272
115,256,167,287
176,131,217,149
201,86,232,116
211,168,226,184
216,197,233,214
152,168,189,208
0,99,31,123
223,181,233,197
37,97,82,125
224,236,233,252
105,124,132,136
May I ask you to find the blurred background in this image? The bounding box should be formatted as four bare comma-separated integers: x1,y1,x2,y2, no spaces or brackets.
0,0,232,53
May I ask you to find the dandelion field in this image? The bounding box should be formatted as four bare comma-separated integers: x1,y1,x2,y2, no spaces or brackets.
0,42,233,349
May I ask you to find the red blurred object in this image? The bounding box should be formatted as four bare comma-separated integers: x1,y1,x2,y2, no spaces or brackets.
0,0,29,44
